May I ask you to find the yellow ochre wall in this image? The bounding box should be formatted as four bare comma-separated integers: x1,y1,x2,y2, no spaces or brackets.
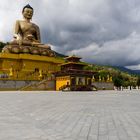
56,76,70,91
21,59,59,72
0,53,64,80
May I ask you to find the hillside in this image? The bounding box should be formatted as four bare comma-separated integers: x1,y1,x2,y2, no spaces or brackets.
113,66,140,75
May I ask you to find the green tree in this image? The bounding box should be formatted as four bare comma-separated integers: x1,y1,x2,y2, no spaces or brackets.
0,42,6,52
137,76,140,89
113,73,124,90
113,77,123,89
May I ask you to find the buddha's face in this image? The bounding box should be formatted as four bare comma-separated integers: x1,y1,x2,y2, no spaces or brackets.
22,8,33,20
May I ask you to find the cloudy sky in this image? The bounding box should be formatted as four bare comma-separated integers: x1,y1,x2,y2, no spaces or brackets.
0,0,140,69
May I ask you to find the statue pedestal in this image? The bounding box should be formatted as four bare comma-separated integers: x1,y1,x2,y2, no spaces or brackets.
2,44,55,57
0,53,64,80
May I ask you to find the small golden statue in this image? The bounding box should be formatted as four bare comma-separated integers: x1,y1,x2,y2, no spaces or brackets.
2,4,55,57
9,67,13,77
107,75,110,82
99,76,101,82
110,76,112,82
92,76,95,82
38,69,43,79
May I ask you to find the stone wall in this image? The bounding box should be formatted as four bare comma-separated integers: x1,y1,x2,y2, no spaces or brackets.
93,82,114,90
0,80,38,90
0,80,114,91
30,80,55,90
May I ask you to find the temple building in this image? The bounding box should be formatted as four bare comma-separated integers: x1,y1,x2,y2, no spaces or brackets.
0,5,114,91
54,56,96,91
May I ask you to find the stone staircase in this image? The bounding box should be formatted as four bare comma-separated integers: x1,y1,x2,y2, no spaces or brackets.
20,78,55,91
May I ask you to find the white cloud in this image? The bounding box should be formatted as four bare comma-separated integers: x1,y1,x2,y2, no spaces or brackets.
126,65,140,70
68,32,140,66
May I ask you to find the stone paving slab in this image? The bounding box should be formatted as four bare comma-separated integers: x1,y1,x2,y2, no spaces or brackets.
0,90,140,140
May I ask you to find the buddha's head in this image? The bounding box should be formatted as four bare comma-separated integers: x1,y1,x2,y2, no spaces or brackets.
22,4,34,20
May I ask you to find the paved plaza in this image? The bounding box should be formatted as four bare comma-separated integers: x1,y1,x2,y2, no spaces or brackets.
0,90,140,140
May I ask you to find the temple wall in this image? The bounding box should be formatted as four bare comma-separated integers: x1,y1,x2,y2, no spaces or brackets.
0,53,64,80
56,76,70,91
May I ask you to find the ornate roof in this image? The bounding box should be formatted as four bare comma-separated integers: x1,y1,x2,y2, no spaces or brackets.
60,62,87,66
65,55,81,62
54,68,95,76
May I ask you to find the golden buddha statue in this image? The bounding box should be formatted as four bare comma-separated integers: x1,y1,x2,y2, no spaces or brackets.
2,4,55,57
13,4,41,45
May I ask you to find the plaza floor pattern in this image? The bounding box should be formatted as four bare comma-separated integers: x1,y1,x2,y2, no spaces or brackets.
0,90,140,140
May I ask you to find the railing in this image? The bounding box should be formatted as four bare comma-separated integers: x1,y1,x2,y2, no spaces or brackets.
20,77,55,91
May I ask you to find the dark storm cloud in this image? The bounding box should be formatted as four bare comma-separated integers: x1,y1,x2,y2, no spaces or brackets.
1,0,140,68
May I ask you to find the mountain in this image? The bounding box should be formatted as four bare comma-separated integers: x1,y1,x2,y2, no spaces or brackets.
55,51,66,57
113,66,140,75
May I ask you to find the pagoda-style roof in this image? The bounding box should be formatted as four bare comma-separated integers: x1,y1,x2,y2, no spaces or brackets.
60,55,88,71
65,55,81,62
53,55,96,78
60,62,87,66
54,68,96,76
